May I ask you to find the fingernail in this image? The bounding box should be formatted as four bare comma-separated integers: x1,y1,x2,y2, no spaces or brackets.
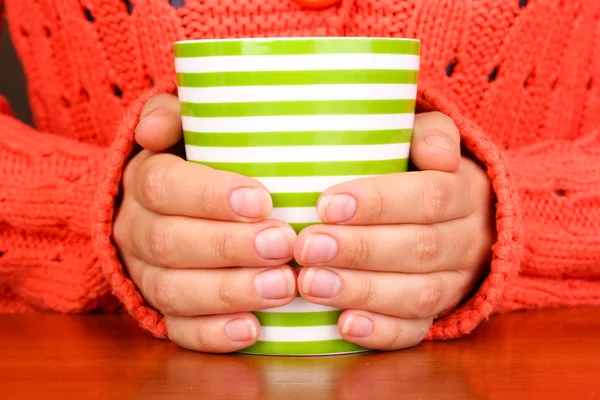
302,268,342,298
254,227,295,260
230,188,272,219
301,234,338,264
342,314,373,337
253,268,295,299
225,318,258,342
317,194,357,223
135,107,170,133
424,134,460,157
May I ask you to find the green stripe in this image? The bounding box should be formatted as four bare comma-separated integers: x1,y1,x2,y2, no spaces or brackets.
175,38,420,57
290,222,320,234
254,310,342,327
177,70,418,87
181,100,416,118
189,159,409,177
183,129,413,147
271,192,321,207
240,339,368,355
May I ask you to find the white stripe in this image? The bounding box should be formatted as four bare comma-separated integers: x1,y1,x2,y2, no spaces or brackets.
258,325,342,342
262,297,340,313
182,113,415,133
257,175,376,193
175,54,420,73
270,207,320,223
178,84,418,103
184,143,410,163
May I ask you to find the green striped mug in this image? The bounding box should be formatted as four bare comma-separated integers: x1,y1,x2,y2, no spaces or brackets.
174,37,420,356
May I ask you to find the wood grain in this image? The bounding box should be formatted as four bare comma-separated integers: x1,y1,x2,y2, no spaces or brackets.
1,308,598,399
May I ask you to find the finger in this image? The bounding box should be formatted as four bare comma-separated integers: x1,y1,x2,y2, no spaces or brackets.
132,152,272,221
410,112,461,172
128,260,297,316
295,218,489,273
317,164,482,225
128,204,295,268
298,268,469,319
135,93,183,152
338,310,432,351
165,314,259,353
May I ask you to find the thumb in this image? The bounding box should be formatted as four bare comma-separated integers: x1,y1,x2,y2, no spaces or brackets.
134,93,183,152
409,111,461,172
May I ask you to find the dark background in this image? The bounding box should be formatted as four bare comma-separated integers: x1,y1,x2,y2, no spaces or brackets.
0,23,33,125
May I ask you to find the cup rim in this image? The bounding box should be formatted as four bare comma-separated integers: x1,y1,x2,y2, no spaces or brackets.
174,37,420,45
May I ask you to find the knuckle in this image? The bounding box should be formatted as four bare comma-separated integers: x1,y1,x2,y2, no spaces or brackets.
151,270,177,313
210,227,236,266
378,321,423,350
139,161,171,211
122,160,137,193
193,322,216,353
216,274,237,309
348,235,375,268
414,227,441,267
422,177,450,222
123,151,150,192
416,277,444,317
355,277,378,308
146,219,174,264
367,186,387,222
195,181,220,215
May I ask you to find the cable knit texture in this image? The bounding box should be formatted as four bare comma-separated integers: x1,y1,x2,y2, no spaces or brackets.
1,0,598,340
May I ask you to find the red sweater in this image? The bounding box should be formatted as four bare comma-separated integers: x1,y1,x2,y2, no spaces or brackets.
1,0,599,340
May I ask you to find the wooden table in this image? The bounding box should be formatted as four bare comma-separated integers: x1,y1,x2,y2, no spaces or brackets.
1,308,598,399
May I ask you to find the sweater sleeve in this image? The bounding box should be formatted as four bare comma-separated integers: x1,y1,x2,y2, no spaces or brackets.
498,128,600,312
93,80,176,338
0,77,175,337
417,86,600,340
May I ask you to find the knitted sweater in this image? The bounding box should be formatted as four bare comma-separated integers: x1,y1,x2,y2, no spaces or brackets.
0,0,599,340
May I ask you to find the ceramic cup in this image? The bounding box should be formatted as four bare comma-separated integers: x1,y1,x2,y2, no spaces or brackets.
174,37,420,356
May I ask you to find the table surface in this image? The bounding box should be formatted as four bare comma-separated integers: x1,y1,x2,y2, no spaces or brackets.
1,308,599,400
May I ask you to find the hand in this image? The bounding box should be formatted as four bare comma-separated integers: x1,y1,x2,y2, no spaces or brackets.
294,112,495,351
113,94,298,353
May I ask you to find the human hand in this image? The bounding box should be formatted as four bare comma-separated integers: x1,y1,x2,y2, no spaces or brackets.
113,94,298,353
294,112,495,351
